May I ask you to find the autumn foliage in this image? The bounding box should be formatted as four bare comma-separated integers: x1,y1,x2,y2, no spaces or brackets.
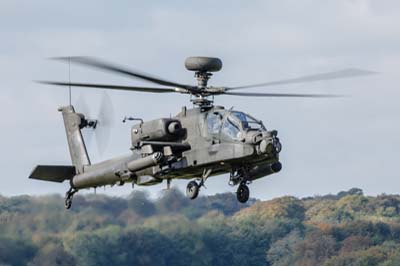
0,188,400,266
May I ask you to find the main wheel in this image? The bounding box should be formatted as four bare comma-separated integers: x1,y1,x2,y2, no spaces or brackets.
237,184,250,203
186,181,200,200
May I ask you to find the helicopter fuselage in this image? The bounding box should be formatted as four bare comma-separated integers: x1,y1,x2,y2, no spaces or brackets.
131,105,282,186
30,103,281,208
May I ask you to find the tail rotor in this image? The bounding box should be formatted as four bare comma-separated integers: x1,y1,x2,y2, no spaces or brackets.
75,92,115,159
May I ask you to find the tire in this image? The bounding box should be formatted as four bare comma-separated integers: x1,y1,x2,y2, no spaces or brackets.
64,198,72,209
186,181,200,200
237,184,250,203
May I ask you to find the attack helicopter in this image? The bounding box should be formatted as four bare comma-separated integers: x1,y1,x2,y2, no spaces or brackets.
29,56,374,209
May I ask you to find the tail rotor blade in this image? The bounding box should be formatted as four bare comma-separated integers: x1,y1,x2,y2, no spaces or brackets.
75,94,91,117
99,92,115,128
95,92,115,156
82,128,95,151
75,94,95,150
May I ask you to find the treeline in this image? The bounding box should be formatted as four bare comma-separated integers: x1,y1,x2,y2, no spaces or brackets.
1,188,400,266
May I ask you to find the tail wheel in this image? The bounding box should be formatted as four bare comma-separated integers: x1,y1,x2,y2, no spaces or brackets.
237,184,250,203
186,181,200,200
64,187,77,210
65,198,72,209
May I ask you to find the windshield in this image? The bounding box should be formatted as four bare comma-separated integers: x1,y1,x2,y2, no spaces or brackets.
207,112,223,135
207,112,241,140
231,111,265,130
221,117,241,140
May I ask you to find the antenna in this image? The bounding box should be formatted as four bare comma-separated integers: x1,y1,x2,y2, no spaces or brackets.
68,57,72,106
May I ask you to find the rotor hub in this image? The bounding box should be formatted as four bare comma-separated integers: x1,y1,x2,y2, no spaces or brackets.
194,71,212,89
190,97,213,108
184,57,223,106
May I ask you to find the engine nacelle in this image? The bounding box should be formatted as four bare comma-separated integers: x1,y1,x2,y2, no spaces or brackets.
131,118,183,147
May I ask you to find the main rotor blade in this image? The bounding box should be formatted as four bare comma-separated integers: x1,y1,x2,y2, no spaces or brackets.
38,81,180,93
227,68,377,90
224,92,341,98
53,56,192,89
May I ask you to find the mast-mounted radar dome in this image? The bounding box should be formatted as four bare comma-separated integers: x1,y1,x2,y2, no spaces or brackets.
185,57,222,72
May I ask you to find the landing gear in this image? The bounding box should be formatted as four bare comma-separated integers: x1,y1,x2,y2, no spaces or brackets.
186,181,200,200
64,187,77,209
236,183,250,203
230,167,251,203
185,169,212,200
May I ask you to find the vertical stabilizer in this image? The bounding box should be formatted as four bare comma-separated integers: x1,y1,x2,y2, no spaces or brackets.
58,105,90,173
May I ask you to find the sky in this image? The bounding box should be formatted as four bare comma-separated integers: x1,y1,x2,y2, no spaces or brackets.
1,0,399,200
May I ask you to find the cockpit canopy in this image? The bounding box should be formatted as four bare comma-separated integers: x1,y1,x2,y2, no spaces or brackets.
230,111,265,130
206,110,265,140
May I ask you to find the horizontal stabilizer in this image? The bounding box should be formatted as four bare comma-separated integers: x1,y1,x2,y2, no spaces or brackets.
29,165,76,183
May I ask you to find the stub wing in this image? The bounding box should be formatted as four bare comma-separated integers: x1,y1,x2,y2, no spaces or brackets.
29,165,76,183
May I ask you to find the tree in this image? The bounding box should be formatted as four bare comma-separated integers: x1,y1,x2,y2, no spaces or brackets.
294,231,338,266
28,245,76,266
0,190,400,266
156,187,189,213
127,190,156,217
0,237,36,266
340,236,372,253
267,230,303,266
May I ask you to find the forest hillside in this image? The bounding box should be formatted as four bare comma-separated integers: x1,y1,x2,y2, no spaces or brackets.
1,188,400,266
